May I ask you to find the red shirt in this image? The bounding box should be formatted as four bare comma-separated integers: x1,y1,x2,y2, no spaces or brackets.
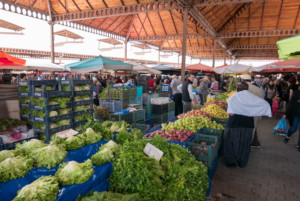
149,78,155,88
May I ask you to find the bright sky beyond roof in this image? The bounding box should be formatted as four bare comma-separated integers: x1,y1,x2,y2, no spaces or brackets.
0,9,277,67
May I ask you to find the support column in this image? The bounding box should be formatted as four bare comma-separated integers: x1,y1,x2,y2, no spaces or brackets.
124,41,127,61
212,39,216,68
50,22,55,63
158,48,160,65
181,7,188,82
224,50,226,65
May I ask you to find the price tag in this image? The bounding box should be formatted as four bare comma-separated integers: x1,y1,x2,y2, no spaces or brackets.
19,82,28,86
56,129,78,138
143,143,163,161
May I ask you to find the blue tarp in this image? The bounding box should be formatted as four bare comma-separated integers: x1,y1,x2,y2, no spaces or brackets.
0,140,113,201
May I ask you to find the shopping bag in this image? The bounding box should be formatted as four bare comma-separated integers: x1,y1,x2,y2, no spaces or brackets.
273,118,287,137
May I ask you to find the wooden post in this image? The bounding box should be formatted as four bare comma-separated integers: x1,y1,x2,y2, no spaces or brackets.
158,48,160,65
224,50,226,65
50,22,55,63
181,7,188,82
212,39,216,68
124,41,127,61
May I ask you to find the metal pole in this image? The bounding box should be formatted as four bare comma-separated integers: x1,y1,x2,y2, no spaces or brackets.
212,39,216,68
124,41,127,61
50,22,55,63
224,50,226,65
181,7,188,82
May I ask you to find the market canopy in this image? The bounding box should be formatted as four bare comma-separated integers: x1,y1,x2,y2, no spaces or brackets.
25,60,65,71
125,61,162,74
152,65,174,71
213,64,264,74
0,51,26,70
174,63,213,73
277,35,300,60
66,56,133,73
270,58,300,68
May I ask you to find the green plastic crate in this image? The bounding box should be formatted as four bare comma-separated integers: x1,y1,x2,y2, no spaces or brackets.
144,104,153,117
132,123,150,133
134,110,145,123
129,87,137,98
108,87,130,99
153,113,168,124
187,134,219,168
168,101,175,112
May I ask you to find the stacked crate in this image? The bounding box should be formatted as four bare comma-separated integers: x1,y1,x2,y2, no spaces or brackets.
152,103,168,123
107,87,131,109
18,79,31,121
167,101,175,120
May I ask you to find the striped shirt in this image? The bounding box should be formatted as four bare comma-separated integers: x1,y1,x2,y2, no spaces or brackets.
210,81,219,94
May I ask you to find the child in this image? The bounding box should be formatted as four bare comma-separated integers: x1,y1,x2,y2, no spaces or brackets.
272,94,280,117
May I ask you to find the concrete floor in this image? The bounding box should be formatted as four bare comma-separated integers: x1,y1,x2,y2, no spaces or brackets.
208,116,300,201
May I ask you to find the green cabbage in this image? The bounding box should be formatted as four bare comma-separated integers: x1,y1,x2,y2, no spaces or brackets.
34,122,46,130
13,176,59,201
99,140,119,154
30,144,67,169
74,86,81,91
74,96,83,101
30,97,45,108
0,150,16,162
58,108,71,115
15,139,46,155
57,119,70,127
49,111,58,117
0,156,33,182
82,128,102,145
55,160,94,185
91,148,113,165
20,108,30,116
64,135,85,150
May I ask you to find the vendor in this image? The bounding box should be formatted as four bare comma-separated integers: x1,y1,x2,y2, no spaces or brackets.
177,73,195,113
20,73,27,81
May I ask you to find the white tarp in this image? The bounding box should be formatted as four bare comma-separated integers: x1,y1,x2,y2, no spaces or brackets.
25,60,65,71
125,61,162,74
227,90,272,117
213,64,265,74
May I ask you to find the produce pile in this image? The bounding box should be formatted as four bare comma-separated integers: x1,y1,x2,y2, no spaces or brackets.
30,97,71,108
204,100,227,110
109,135,208,201
226,91,236,100
177,109,213,119
215,93,227,102
161,116,224,133
74,84,91,91
0,118,24,131
145,130,194,142
201,104,229,119
77,191,141,201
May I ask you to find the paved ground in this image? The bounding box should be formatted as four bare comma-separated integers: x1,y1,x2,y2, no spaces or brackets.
208,115,300,201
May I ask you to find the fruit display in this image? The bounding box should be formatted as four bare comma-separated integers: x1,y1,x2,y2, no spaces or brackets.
215,93,228,102
201,104,229,119
145,130,194,142
226,91,236,100
161,117,224,133
205,96,214,104
178,109,213,119
203,100,227,110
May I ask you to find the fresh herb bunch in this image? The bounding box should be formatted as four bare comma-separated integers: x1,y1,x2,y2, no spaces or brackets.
18,86,29,92
93,106,110,121
19,97,30,104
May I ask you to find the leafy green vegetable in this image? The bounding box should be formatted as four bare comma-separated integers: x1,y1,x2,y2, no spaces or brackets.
49,111,58,117
57,119,70,127
74,95,91,101
99,140,119,154
94,106,110,121
34,122,46,130
77,120,113,140
18,86,29,92
15,139,46,155
64,135,85,150
30,97,45,108
62,85,71,91
19,97,30,104
32,110,45,118
77,191,142,201
30,144,67,169
35,86,54,91
0,156,33,182
75,114,93,122
116,128,144,145
58,108,71,115
74,85,90,91
49,97,70,108
0,150,16,163
13,176,59,201
91,148,113,166
81,128,102,145
55,160,94,185
0,118,22,131
20,108,30,116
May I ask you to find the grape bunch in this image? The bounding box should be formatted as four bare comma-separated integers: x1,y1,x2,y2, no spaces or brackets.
201,104,229,119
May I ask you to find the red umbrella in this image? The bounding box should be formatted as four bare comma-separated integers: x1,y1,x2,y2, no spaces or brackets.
0,51,26,70
174,63,213,73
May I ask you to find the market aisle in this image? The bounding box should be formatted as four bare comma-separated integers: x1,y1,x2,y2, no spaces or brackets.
209,116,300,201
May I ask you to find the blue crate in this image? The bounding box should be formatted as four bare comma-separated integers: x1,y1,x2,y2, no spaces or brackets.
134,110,145,123
161,84,171,92
32,91,72,98
34,125,71,142
73,99,93,106
73,90,92,96
32,113,72,123
167,134,196,148
73,109,94,117
99,99,123,113
31,102,72,111
136,86,143,97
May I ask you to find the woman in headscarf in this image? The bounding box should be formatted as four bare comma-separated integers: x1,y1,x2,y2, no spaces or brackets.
264,80,277,108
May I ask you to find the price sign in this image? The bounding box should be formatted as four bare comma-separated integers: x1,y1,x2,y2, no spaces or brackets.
143,143,163,161
56,129,78,138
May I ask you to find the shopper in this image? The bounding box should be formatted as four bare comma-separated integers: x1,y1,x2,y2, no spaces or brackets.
283,89,300,152
199,76,209,105
92,77,100,106
286,76,298,104
20,73,27,81
177,74,195,113
264,80,277,108
272,94,280,117
221,77,228,92
170,75,183,116
210,76,219,94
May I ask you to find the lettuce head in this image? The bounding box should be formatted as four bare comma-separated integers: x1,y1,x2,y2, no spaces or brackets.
91,148,114,166
15,139,46,155
99,140,119,154
82,128,102,145
64,135,85,150
13,176,59,201
55,159,94,185
0,150,16,163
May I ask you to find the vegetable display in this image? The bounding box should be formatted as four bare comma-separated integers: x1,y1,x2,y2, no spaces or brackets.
74,85,90,91
30,97,45,108
81,128,102,145
64,135,85,150
62,85,71,91
49,97,70,108
116,129,144,145
93,106,110,121
18,86,29,92
19,97,30,104
15,139,46,155
13,176,59,201
0,156,33,182
0,150,16,163
74,95,91,101
20,108,30,116
55,160,94,185
77,120,113,140
77,191,141,201
0,118,22,131
91,141,118,165
30,144,67,169
58,108,71,115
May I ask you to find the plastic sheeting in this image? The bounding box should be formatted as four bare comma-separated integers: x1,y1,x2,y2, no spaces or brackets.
0,140,113,201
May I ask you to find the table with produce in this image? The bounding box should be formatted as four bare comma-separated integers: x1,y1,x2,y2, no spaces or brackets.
0,76,234,201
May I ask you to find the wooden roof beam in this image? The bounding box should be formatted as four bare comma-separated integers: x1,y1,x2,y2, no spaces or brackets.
188,52,277,57
219,29,300,38
126,14,136,41
195,0,268,7
51,0,179,22
162,45,277,51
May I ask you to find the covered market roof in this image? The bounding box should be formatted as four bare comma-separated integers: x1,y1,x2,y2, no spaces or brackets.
98,38,122,45
54,29,83,39
1,0,300,60
0,19,24,31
